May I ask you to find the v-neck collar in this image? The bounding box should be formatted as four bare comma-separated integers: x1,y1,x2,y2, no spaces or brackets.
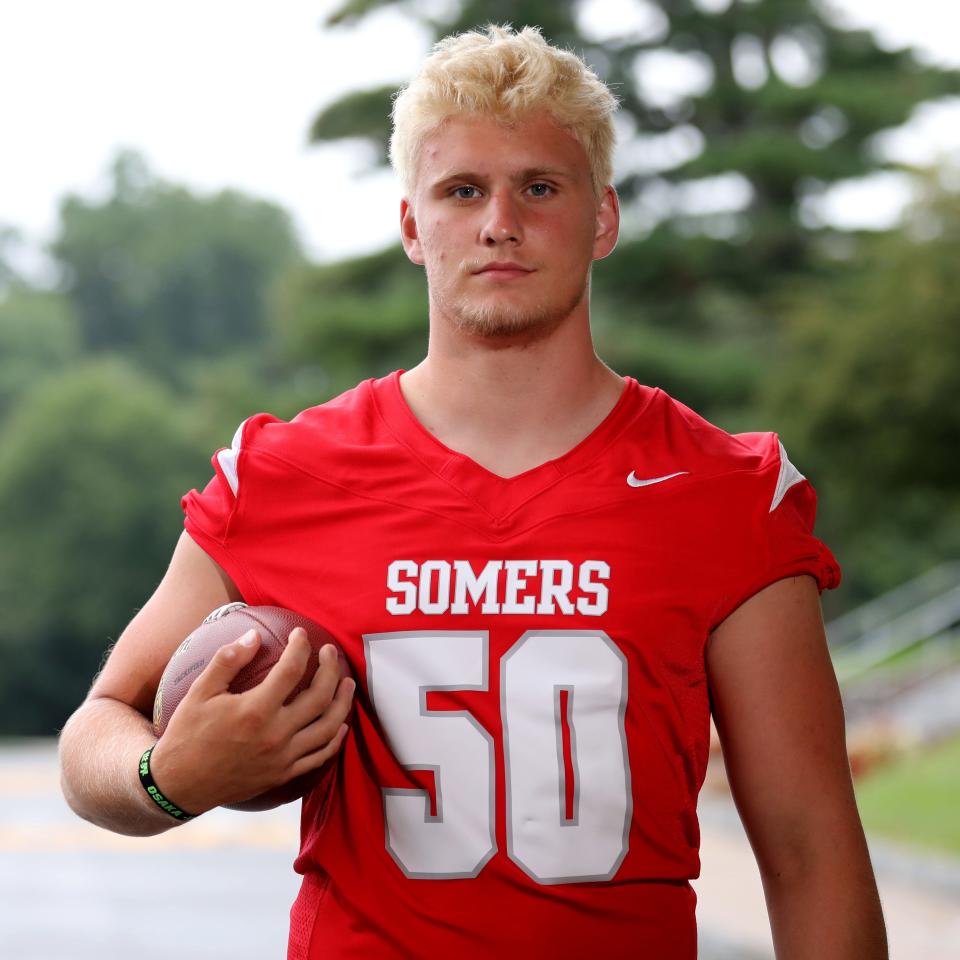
371,370,649,523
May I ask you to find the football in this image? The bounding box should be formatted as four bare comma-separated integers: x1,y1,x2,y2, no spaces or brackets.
153,602,350,811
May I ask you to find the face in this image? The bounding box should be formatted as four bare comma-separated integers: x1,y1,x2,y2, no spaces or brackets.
400,113,619,340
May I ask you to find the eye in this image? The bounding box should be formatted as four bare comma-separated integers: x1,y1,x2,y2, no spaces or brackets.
452,185,481,200
527,182,554,198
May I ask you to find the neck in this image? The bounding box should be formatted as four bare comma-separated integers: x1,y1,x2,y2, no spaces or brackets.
399,300,625,478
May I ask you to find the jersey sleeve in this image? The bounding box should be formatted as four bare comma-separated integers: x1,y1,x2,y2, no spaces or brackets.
708,433,841,629
180,412,282,604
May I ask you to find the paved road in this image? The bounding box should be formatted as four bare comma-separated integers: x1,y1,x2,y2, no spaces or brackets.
2,741,957,958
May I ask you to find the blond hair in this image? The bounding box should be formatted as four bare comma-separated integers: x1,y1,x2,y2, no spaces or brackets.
390,24,618,198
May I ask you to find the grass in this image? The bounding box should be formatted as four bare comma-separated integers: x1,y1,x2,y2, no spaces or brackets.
854,733,960,856
833,631,960,686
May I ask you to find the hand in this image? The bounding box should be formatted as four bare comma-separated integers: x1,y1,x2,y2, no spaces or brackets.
149,627,356,814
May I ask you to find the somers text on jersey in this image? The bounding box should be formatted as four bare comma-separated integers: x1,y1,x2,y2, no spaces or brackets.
386,559,610,616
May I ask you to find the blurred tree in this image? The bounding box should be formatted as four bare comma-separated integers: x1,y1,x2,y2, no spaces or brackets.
299,0,960,418
0,225,26,294
763,169,960,604
313,0,959,265
272,245,428,394
51,150,304,382
0,288,81,420
0,357,210,733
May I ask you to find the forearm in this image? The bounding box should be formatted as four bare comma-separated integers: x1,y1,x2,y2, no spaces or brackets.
761,840,888,959
58,696,183,837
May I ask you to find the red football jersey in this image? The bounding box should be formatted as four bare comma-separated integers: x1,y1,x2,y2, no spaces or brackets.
181,372,840,959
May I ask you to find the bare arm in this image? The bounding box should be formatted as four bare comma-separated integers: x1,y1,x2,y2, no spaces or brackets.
706,575,887,960
58,530,354,836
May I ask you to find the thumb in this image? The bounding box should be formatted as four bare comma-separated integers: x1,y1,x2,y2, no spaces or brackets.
190,629,261,699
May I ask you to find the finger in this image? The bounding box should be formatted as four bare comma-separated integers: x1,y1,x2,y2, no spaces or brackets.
188,629,261,699
285,645,350,727
288,676,356,756
287,723,350,780
293,651,355,728
253,627,312,705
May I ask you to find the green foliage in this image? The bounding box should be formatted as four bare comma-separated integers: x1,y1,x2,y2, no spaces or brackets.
0,288,81,419
591,293,767,417
310,86,398,165
52,150,303,379
272,244,427,393
324,0,393,27
0,150,321,734
763,176,960,602
0,357,210,733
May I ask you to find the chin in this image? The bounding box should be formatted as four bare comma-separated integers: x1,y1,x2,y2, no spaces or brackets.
442,285,588,341
454,306,557,339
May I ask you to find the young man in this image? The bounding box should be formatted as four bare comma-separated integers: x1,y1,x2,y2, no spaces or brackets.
60,25,887,959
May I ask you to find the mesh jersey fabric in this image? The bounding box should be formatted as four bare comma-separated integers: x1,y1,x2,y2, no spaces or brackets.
181,371,840,960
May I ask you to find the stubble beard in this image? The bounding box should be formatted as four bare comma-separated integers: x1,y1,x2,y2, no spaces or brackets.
430,265,590,341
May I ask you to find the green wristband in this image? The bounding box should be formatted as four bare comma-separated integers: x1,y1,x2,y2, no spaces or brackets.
138,746,199,822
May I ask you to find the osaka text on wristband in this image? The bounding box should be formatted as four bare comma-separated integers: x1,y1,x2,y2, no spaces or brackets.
138,746,199,822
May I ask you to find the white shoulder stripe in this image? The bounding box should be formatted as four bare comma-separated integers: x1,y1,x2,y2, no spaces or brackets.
215,419,246,497
770,440,804,512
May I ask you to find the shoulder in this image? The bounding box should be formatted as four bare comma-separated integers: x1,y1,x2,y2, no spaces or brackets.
217,376,387,480
639,386,804,510
636,389,842,619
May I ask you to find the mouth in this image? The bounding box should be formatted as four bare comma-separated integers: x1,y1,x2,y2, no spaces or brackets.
472,261,535,280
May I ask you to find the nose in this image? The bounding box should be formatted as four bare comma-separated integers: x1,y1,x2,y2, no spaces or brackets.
480,191,523,246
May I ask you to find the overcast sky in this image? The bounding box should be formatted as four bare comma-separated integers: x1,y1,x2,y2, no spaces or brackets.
2,0,959,281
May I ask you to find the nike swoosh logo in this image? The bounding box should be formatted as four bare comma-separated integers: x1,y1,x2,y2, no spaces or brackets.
626,470,689,488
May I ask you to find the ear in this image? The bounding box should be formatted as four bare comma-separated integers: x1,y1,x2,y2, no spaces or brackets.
591,186,620,262
400,198,425,265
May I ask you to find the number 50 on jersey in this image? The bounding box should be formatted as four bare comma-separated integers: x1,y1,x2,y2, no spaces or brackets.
364,629,632,885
